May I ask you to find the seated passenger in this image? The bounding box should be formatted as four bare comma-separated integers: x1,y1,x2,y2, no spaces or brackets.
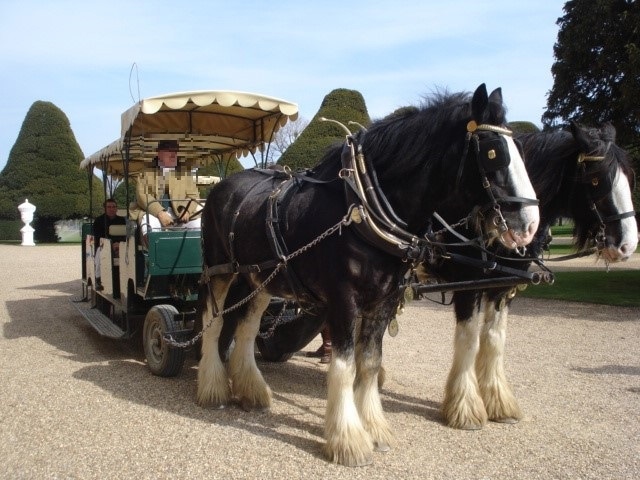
130,140,201,245
93,198,126,290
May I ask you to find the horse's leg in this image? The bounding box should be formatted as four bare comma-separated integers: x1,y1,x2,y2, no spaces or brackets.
323,302,374,467
228,290,273,411
476,298,522,423
354,308,394,453
442,291,488,430
197,275,233,408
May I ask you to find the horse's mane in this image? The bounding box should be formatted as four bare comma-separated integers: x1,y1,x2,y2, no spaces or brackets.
312,90,488,179
518,129,578,207
308,89,511,231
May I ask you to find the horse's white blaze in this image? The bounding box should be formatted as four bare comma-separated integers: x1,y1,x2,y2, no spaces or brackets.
197,282,231,407
324,356,374,466
442,312,487,429
229,292,272,409
476,302,522,422
502,135,540,247
606,169,638,261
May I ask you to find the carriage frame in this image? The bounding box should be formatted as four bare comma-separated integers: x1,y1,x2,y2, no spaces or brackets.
73,90,300,376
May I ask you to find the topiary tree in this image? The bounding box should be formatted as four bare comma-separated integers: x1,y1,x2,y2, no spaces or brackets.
0,101,102,241
196,155,244,179
508,121,541,134
278,88,371,171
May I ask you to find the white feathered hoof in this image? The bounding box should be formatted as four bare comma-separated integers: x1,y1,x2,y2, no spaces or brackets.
323,440,374,467
442,394,488,431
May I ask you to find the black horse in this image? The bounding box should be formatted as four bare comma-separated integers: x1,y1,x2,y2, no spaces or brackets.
433,121,637,430
196,84,540,466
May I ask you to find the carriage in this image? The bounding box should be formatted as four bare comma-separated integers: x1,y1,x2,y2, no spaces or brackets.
73,90,300,376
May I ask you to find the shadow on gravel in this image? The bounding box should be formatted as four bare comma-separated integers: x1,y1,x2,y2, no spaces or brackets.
571,364,640,376
71,352,442,460
4,280,143,364
71,358,325,460
509,297,640,322
379,389,441,422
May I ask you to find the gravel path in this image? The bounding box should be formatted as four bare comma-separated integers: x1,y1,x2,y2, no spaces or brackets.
0,244,638,479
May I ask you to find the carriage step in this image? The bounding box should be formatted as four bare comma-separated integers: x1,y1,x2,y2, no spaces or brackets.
70,297,127,339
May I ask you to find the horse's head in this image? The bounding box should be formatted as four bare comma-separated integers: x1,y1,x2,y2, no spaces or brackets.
352,84,539,255
569,121,637,262
450,84,540,250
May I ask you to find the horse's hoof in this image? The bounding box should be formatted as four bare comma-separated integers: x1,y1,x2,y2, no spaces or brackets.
239,398,270,412
459,424,484,431
344,455,373,467
196,396,228,409
491,417,519,425
374,441,391,453
324,445,373,467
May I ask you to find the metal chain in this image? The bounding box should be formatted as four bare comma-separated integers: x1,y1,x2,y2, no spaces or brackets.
164,206,356,349
257,304,304,340
430,216,470,237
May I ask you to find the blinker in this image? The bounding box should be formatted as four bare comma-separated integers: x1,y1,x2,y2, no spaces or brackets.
580,164,613,200
478,135,510,172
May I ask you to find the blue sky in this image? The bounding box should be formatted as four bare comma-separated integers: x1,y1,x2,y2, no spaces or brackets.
0,1,564,171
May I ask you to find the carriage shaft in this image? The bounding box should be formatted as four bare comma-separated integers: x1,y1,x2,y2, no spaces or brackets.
411,272,553,295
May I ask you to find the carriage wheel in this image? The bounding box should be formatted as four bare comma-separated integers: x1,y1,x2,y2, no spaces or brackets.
255,306,325,363
255,337,294,362
143,305,186,377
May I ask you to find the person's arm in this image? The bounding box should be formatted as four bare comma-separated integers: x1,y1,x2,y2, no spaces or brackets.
136,173,165,217
185,177,200,215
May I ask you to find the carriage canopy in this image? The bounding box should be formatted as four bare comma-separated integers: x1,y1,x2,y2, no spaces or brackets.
79,90,299,177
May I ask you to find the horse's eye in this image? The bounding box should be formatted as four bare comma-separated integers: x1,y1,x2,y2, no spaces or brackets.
591,177,599,187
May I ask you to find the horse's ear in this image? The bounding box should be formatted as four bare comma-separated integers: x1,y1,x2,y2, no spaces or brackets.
600,122,617,142
471,83,488,120
488,87,506,124
569,120,591,151
488,88,503,105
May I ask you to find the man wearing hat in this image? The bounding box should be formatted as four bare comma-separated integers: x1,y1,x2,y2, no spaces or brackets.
130,139,201,244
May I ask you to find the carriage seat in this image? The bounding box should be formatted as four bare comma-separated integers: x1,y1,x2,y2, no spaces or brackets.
107,224,127,266
108,224,127,238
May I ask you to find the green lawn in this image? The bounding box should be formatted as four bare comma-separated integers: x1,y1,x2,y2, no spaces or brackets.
520,270,640,307
550,224,574,236
525,228,640,307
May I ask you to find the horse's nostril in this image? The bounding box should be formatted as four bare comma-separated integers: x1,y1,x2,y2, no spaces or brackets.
619,243,629,255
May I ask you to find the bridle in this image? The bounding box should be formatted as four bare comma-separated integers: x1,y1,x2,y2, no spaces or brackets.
576,146,636,250
454,121,539,248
